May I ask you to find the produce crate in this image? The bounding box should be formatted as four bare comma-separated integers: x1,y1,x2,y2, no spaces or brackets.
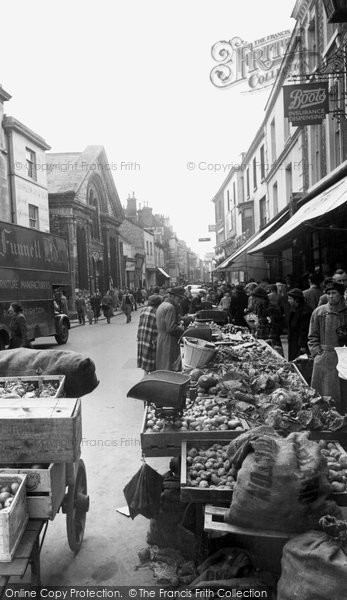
0,398,81,464
0,473,28,562
141,405,249,457
0,463,66,519
180,439,234,504
0,375,65,398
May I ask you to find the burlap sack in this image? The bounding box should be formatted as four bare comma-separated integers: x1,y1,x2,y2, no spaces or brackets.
277,516,347,600
225,430,341,532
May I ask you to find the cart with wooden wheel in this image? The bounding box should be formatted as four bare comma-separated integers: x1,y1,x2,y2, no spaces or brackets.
0,396,89,590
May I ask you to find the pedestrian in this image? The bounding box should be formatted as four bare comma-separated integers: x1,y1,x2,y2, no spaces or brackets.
287,288,312,361
90,293,100,323
218,291,231,313
318,270,347,306
303,273,322,310
130,288,138,311
59,289,69,315
8,303,32,349
190,290,204,313
136,288,143,306
121,288,134,323
229,284,248,326
244,282,258,313
308,280,347,413
267,284,283,308
86,300,94,325
155,287,185,371
95,289,102,321
137,294,162,374
101,291,114,324
75,292,86,325
249,286,283,354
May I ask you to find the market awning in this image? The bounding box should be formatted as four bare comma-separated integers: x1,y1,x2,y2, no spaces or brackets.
216,212,288,270
249,177,347,254
157,267,170,278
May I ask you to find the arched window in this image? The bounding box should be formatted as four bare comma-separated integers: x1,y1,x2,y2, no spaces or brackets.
88,188,100,240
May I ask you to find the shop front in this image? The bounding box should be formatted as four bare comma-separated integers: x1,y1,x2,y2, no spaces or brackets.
216,210,289,282
248,175,347,283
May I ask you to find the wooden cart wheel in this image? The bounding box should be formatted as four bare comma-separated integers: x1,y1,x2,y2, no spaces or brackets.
65,459,89,553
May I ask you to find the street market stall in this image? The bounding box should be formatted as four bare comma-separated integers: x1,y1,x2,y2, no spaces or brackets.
126,321,347,594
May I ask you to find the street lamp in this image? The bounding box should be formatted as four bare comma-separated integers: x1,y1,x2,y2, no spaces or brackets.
322,0,347,22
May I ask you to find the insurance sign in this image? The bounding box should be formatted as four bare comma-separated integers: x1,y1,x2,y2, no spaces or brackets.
283,82,329,126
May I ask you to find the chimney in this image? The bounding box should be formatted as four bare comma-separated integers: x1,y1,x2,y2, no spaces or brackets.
125,193,137,223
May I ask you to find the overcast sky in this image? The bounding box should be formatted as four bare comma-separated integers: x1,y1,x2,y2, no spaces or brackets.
1,0,295,256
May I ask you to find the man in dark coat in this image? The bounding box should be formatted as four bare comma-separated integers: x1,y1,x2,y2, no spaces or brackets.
287,288,312,361
229,285,248,326
250,286,283,353
156,287,185,371
308,280,347,412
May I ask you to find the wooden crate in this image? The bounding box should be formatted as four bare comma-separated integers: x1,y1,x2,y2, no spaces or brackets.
0,398,81,464
141,405,249,457
0,463,66,519
0,376,65,398
0,473,28,562
180,439,234,504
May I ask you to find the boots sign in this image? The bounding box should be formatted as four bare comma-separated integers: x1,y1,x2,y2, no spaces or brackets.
283,82,329,126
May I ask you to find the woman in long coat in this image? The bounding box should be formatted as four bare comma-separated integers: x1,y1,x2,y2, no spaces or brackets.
137,295,162,374
308,280,347,412
155,288,185,371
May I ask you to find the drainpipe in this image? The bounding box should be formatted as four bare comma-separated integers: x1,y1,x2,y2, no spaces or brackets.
5,130,17,223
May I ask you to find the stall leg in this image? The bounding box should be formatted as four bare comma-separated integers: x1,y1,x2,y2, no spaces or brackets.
30,538,41,587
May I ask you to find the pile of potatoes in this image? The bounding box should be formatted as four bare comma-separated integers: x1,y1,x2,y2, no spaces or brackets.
186,443,236,490
320,440,347,493
145,397,243,433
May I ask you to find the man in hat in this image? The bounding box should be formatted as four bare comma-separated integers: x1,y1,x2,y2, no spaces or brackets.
318,270,347,306
308,279,347,412
250,285,283,353
155,287,185,371
287,288,312,361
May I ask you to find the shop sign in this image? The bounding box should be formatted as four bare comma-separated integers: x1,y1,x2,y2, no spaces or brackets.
283,82,329,126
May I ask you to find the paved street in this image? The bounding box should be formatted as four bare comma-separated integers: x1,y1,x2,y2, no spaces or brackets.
33,310,167,586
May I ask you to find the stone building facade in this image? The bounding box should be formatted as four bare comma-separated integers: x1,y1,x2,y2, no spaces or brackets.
47,146,124,300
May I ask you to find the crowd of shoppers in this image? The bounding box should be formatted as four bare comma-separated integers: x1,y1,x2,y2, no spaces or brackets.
11,265,347,412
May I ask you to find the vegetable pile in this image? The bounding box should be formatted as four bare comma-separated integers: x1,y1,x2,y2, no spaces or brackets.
144,334,345,435
186,443,236,489
0,379,60,398
320,441,347,493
